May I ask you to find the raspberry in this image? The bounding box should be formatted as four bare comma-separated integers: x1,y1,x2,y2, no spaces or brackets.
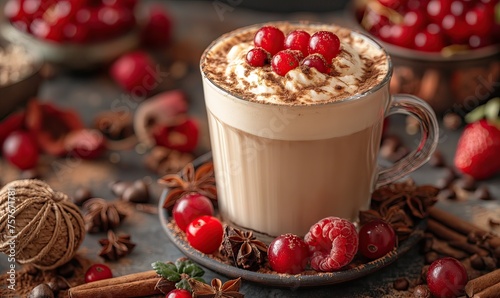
246,47,269,67
284,30,310,57
301,54,331,74
308,31,341,63
254,26,285,56
268,234,310,274
304,217,358,272
271,50,300,76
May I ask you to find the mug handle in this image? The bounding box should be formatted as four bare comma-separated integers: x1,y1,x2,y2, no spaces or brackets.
376,94,439,188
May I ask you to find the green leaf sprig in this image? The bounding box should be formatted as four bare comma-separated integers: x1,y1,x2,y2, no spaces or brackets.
152,258,206,291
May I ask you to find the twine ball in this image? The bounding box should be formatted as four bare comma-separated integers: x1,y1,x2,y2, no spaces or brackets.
0,179,85,270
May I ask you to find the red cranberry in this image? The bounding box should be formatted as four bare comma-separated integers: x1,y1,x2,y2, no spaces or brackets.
388,24,416,48
30,18,64,42
284,30,310,57
109,51,156,93
246,47,269,67
254,26,285,56
268,234,310,274
427,257,468,298
308,31,341,63
166,289,192,298
2,130,39,170
302,54,331,74
172,193,214,232
441,14,470,44
426,0,452,23
358,220,397,260
271,50,300,76
377,0,402,10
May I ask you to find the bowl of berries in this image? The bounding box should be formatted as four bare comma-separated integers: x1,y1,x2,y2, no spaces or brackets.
352,0,500,114
0,0,140,70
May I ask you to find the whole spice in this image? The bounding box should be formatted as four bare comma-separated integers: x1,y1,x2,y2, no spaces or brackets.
220,226,267,271
158,162,217,210
82,198,127,233
98,230,136,261
189,277,244,298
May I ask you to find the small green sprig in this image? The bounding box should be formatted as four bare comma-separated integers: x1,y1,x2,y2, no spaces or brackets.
465,97,500,128
152,258,205,291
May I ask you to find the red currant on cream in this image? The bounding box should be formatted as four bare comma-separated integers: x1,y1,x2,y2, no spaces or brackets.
268,234,310,274
271,50,300,76
172,193,214,232
284,30,310,57
254,26,285,56
427,257,468,298
302,54,331,74
358,220,397,260
246,47,269,67
308,31,341,63
186,215,223,254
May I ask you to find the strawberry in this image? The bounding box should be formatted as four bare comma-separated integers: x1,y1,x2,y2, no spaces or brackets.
454,98,500,180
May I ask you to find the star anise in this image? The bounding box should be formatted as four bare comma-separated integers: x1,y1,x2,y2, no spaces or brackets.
83,198,127,233
98,230,136,261
158,162,217,210
189,277,244,298
360,179,439,241
220,226,267,271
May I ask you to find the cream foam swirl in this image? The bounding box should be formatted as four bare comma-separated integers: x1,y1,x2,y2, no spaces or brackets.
202,23,388,105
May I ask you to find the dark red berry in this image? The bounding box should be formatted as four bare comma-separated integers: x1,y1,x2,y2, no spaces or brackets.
427,257,468,298
2,130,39,170
268,234,310,274
246,47,269,67
172,193,214,232
302,54,331,74
141,5,172,47
284,30,310,57
377,0,402,10
271,50,300,76
358,220,397,260
254,26,285,56
414,24,446,52
441,14,470,44
308,31,341,63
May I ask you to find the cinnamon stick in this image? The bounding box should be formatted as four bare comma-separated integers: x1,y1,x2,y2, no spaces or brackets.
68,270,174,298
473,282,500,298
429,207,500,249
427,219,490,256
465,269,500,297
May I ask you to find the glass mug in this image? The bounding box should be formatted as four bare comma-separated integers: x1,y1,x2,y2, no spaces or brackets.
200,23,439,239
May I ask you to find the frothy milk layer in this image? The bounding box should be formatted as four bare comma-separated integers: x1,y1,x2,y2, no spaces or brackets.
201,22,389,105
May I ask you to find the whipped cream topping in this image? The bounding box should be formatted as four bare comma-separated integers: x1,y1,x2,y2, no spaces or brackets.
201,22,389,105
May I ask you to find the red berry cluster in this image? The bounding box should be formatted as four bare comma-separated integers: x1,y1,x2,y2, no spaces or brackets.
4,0,137,43
246,26,341,76
356,0,499,52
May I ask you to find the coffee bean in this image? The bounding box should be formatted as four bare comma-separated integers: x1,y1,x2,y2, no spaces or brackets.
413,285,431,298
429,150,445,167
47,276,68,293
473,186,492,201
420,265,429,282
393,278,410,291
110,181,132,197
437,188,456,200
28,284,54,298
425,251,439,264
454,175,477,191
121,180,150,203
56,262,75,278
482,256,497,270
470,254,485,270
73,187,92,206
443,112,462,131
